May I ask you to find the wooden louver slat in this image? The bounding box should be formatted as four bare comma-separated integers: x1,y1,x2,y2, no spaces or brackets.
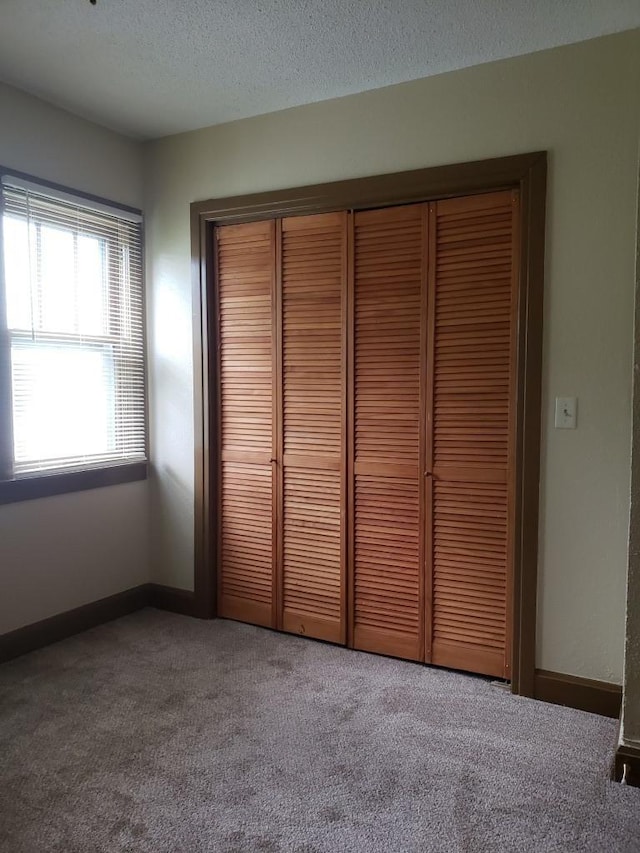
280,212,346,643
352,204,426,661
217,220,275,628
429,190,517,679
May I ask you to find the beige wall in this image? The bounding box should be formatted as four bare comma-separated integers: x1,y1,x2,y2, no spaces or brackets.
0,485,148,634
146,30,640,683
0,82,148,634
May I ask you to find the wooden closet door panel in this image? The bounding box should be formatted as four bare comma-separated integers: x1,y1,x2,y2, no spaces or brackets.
220,461,273,625
352,204,426,661
217,220,276,628
280,212,346,643
429,190,518,679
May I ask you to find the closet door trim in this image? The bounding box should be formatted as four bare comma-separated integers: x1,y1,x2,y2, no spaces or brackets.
192,151,547,698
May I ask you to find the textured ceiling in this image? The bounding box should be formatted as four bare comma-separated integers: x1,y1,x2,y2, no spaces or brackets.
0,1,639,140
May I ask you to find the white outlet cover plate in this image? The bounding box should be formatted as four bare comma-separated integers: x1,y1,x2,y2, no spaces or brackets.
555,396,577,429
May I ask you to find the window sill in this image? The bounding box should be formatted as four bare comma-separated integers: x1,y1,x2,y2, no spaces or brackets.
0,461,148,505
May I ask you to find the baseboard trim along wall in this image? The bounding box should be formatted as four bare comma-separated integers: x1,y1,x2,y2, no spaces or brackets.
0,583,197,664
148,583,198,616
0,585,150,664
0,598,624,722
534,669,622,718
613,743,640,787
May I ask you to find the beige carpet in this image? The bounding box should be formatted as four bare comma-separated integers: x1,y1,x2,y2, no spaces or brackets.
0,608,638,852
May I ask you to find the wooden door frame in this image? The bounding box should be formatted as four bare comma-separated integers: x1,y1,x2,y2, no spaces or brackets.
190,151,547,698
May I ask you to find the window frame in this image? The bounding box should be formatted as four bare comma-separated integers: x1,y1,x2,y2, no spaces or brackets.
0,166,147,504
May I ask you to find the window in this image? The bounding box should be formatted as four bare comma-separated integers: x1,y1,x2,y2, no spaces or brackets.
0,172,146,502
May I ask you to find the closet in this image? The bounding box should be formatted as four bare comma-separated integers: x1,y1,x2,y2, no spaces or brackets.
216,189,518,680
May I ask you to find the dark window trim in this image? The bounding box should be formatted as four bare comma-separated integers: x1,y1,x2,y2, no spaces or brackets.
190,151,547,698
0,166,148,503
0,461,147,505
0,196,13,482
0,165,143,218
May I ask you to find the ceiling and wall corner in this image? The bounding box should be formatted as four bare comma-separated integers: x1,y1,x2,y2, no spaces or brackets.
0,80,143,206
145,30,640,683
0,1,639,139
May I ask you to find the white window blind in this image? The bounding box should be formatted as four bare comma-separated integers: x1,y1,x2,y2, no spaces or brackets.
1,179,146,476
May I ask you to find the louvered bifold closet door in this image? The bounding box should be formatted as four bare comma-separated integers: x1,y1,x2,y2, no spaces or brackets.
428,190,518,679
217,221,276,628
280,213,347,643
352,205,427,661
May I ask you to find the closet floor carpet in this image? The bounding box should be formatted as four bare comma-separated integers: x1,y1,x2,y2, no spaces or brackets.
0,609,638,853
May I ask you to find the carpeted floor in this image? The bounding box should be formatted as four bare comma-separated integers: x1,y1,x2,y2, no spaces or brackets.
0,609,638,853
